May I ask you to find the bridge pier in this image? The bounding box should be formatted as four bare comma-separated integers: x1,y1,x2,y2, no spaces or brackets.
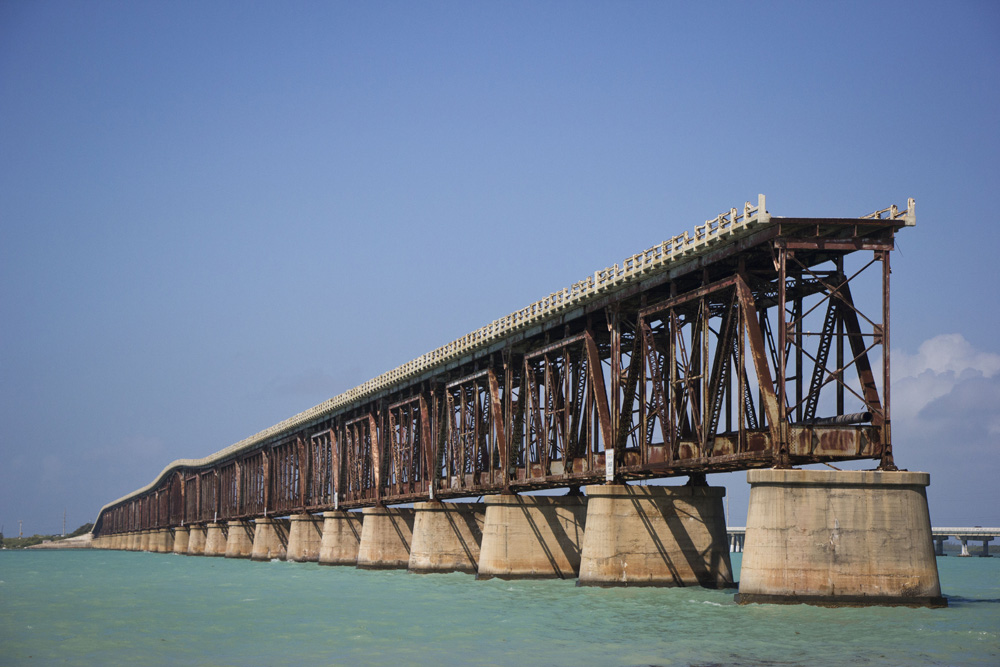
318,510,363,565
225,520,254,558
204,522,228,556
150,529,162,552
356,506,415,570
172,526,190,554
251,517,289,561
139,530,152,552
408,501,485,574
188,525,206,555
160,528,175,553
578,484,734,588
935,537,946,556
477,494,587,580
736,469,946,607
285,514,323,562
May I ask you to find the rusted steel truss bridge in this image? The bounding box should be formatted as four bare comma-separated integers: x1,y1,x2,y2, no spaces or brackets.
94,195,914,537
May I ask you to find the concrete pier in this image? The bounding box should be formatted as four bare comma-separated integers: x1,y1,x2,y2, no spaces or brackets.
172,526,190,554
161,528,175,553
139,530,151,552
356,506,415,570
408,501,486,574
318,510,363,565
477,494,587,579
286,514,324,562
149,529,163,552
736,469,946,607
187,525,206,555
204,522,229,556
225,520,255,558
251,517,289,561
578,484,734,588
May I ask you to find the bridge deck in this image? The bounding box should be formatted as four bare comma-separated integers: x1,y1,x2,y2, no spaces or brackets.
95,195,915,535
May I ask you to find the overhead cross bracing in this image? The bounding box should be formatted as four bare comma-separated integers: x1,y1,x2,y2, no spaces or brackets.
94,195,915,537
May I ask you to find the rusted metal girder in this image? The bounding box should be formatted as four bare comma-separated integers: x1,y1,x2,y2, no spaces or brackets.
93,198,912,536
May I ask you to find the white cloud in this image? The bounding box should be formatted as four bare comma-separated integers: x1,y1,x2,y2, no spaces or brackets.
890,334,1000,424
893,333,1000,380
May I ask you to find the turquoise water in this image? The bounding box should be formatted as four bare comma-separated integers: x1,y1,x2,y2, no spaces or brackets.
1,550,997,666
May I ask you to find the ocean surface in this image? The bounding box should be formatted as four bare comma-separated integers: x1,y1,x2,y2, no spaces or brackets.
1,549,997,666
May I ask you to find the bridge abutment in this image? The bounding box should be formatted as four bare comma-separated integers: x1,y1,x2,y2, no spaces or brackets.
356,506,415,570
477,494,587,580
225,520,254,558
318,510,363,565
736,469,946,607
286,514,323,562
578,484,734,588
204,522,228,556
408,501,485,574
251,517,289,561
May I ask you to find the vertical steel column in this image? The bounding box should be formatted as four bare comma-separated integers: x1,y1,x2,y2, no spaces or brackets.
879,248,896,471
775,246,790,468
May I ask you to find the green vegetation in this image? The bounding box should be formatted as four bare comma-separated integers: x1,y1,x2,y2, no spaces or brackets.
0,523,93,549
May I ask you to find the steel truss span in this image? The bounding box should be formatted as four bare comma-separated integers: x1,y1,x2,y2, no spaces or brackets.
94,195,915,536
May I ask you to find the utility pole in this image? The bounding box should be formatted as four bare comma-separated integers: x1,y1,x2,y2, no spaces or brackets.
19,520,23,538
63,510,67,537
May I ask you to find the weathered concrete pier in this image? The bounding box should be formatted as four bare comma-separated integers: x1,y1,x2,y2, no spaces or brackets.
90,196,946,606
735,469,944,607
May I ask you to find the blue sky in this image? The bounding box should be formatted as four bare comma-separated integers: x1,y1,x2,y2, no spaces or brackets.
2,1,998,536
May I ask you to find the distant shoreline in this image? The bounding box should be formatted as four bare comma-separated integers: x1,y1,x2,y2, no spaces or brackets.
23,533,94,550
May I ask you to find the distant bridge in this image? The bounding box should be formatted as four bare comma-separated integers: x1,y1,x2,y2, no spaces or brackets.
93,195,913,539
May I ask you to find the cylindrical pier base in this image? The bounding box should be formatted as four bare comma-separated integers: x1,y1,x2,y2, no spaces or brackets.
188,525,207,555
287,514,323,562
735,469,946,607
225,520,254,559
149,530,163,552
172,526,190,554
477,494,587,580
408,501,486,574
162,528,175,553
251,517,289,561
578,484,734,588
318,511,363,565
203,522,229,557
357,506,415,570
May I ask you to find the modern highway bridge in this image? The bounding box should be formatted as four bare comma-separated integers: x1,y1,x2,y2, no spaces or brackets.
91,195,945,606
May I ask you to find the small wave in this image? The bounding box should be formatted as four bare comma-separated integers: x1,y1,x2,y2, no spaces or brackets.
688,599,725,607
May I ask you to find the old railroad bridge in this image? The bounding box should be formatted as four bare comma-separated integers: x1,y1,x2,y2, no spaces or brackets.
90,195,946,607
